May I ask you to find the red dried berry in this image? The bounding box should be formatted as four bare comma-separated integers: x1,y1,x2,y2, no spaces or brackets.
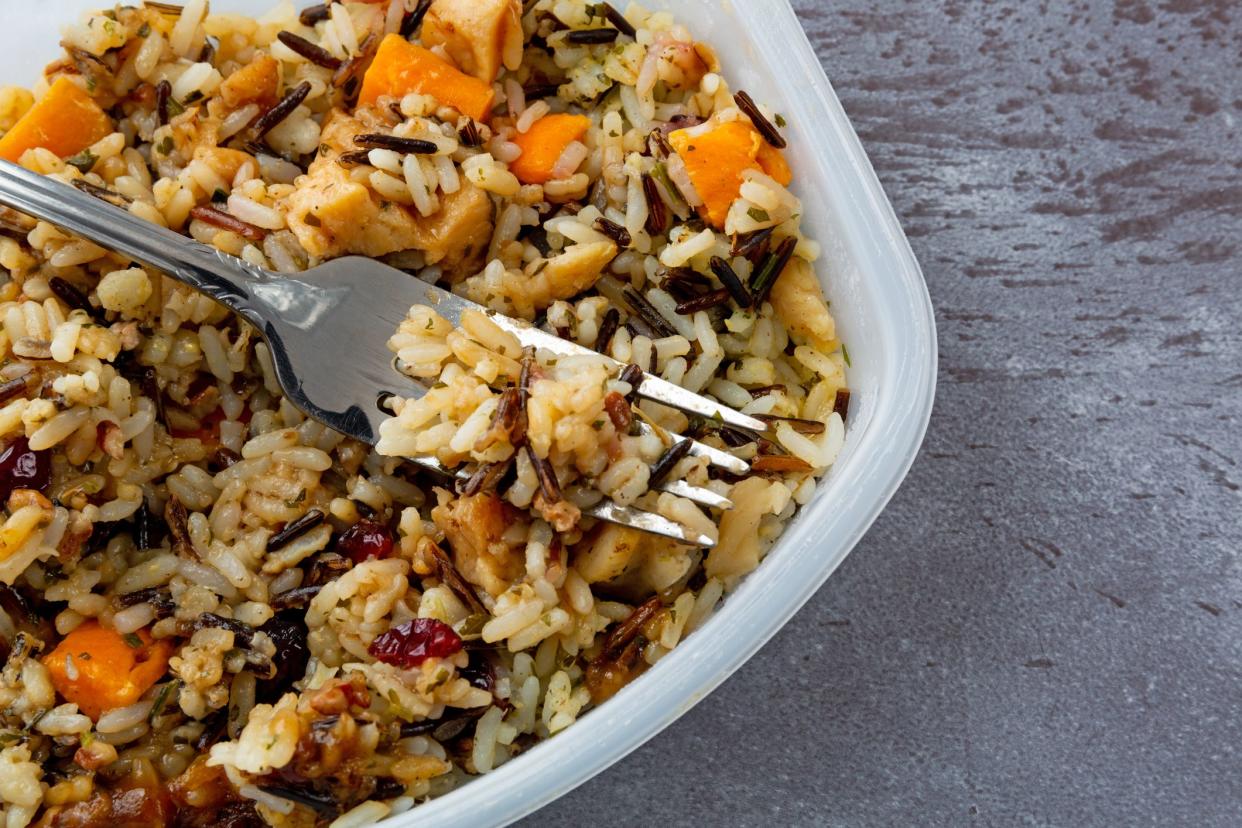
368,618,463,668
0,437,50,500
337,518,394,563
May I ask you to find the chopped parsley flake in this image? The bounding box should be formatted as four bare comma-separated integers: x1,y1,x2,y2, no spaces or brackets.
65,150,97,173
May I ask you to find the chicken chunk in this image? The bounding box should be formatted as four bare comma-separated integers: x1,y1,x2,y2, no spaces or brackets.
404,181,494,280
421,0,524,83
573,523,645,584
705,476,790,586
218,53,280,110
768,256,836,348
282,109,493,276
432,493,524,597
462,240,618,318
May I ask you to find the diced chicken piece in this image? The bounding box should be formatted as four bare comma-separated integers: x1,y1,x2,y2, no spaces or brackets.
219,53,280,110
404,181,493,281
192,146,253,183
573,523,645,583
421,0,524,83
463,240,617,317
169,106,221,162
432,493,524,597
705,477,790,586
526,241,618,306
768,257,836,348
282,110,493,275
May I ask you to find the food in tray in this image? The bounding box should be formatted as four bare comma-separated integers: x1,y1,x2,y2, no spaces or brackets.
0,1,849,825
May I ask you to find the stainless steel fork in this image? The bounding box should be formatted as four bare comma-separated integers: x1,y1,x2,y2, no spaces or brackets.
0,160,769,546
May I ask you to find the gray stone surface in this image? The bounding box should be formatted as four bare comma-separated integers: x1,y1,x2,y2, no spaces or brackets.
525,0,1242,824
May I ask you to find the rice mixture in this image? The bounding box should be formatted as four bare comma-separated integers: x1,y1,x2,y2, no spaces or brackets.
0,1,849,825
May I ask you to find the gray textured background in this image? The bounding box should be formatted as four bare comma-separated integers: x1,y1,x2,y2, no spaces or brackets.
527,0,1242,824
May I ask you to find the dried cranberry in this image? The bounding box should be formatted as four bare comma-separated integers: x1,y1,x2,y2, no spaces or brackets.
0,437,50,499
337,519,393,563
368,618,462,668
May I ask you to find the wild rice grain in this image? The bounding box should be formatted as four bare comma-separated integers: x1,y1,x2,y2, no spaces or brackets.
595,307,620,354
73,179,130,207
749,236,798,308
0,376,27,404
833,388,851,421
354,133,438,154
675,287,730,315
252,81,312,138
400,0,433,38
188,206,266,242
732,226,774,261
565,28,619,44
622,288,677,339
156,79,173,125
593,217,631,247
299,3,331,26
266,508,326,551
277,31,343,70
709,256,754,308
601,3,637,37
648,439,692,489
641,174,667,237
619,362,645,395
755,413,826,435
336,149,372,167
734,90,787,149
751,454,814,474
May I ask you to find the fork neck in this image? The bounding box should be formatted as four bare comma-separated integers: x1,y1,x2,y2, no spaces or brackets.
0,160,273,326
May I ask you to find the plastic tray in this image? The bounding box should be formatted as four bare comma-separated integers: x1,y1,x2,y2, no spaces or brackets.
7,2,937,825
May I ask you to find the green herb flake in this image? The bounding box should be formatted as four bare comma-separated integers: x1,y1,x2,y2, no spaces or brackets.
149,680,179,722
85,76,97,93
284,490,307,508
138,22,151,37
156,136,174,156
65,149,98,174
840,344,851,368
591,419,604,430
775,113,787,127
425,318,435,330
122,633,143,649
211,188,228,204
166,96,185,118
747,207,770,223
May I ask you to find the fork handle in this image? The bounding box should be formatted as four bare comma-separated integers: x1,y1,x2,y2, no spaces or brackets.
0,160,271,324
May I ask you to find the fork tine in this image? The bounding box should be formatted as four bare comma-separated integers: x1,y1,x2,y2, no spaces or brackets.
405,453,732,511
403,454,717,546
660,480,733,510
394,364,750,475
634,421,749,475
585,500,716,547
484,313,770,433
